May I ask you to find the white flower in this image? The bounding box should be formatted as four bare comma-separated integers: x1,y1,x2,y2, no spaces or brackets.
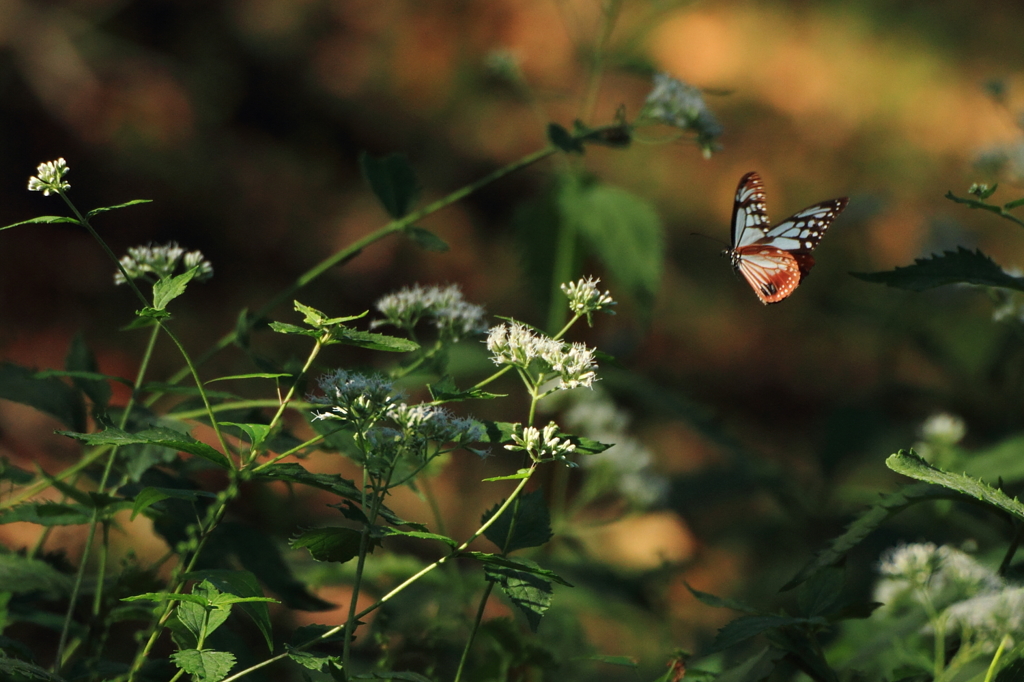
505,421,577,463
561,277,616,319
114,242,214,284
945,587,1024,650
310,370,401,424
373,283,487,342
874,543,1003,611
27,158,71,196
643,74,722,157
919,413,966,445
485,322,599,390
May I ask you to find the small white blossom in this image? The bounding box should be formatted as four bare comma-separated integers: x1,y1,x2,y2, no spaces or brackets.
486,322,599,390
919,413,966,445
874,543,1003,611
27,158,71,196
373,283,487,342
505,421,577,463
387,402,484,445
561,276,616,320
310,370,401,424
945,587,1024,650
114,242,214,285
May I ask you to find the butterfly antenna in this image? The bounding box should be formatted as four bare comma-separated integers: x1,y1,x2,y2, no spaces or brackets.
690,232,729,248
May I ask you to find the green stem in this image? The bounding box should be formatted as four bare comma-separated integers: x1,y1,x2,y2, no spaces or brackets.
453,581,495,682
160,145,559,392
984,634,1012,682
579,0,623,126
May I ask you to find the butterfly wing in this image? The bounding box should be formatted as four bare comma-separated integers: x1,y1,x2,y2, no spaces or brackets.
727,172,848,304
731,171,772,249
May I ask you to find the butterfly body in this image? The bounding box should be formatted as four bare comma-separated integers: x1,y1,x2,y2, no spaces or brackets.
724,172,848,304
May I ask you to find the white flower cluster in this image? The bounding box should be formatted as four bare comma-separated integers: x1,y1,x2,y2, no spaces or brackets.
486,322,598,390
919,412,966,446
311,369,402,424
505,421,576,463
561,276,616,320
373,283,487,342
114,242,214,285
563,391,668,508
388,402,484,445
874,543,1019,651
27,158,71,196
643,74,722,157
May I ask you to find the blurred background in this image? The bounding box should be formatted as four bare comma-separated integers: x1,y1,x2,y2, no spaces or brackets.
4,0,1024,677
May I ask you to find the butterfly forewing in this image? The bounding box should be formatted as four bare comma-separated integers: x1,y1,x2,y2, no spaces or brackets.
726,172,848,304
731,172,772,248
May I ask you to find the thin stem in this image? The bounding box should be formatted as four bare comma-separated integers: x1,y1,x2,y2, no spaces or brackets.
453,581,495,682
579,0,623,126
984,635,1013,682
160,145,559,393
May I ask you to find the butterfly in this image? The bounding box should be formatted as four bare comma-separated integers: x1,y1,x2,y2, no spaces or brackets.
725,171,848,304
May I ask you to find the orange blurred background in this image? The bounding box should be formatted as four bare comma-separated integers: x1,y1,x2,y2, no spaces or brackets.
4,0,1024,672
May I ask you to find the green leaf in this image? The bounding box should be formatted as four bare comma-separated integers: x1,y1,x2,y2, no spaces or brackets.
769,627,839,682
887,449,1024,520
0,502,92,526
547,123,584,154
185,570,277,651
219,422,272,452
459,552,571,586
685,583,760,615
352,672,435,682
131,487,215,521
484,558,553,632
482,489,552,553
252,462,361,501
0,553,73,596
360,152,420,219
0,362,87,431
171,649,236,682
86,199,152,217
0,658,68,681
851,247,1024,292
559,177,663,313
404,225,449,252
333,329,419,352
0,458,34,484
290,527,367,563
152,266,202,310
206,373,292,383
64,334,111,409
797,566,844,618
374,527,459,549
0,216,80,230
482,470,532,482
711,615,823,653
428,376,504,403
285,643,341,672
780,482,955,592
713,647,784,682
58,427,232,470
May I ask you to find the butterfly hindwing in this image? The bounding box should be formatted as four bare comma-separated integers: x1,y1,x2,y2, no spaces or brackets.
725,172,848,304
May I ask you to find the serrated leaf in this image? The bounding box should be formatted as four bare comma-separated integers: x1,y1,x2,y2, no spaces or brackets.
152,266,202,310
459,552,571,586
268,321,312,336
220,422,272,452
797,566,844,618
711,615,822,653
171,649,236,682
769,627,839,682
0,362,87,431
131,487,215,521
482,471,532,482
558,177,663,313
185,569,276,651
58,427,232,470
713,647,785,682
0,457,34,484
428,376,504,403
404,225,449,252
851,247,1024,292
547,123,584,154
334,329,419,352
484,558,553,632
290,527,367,563
0,658,68,681
206,373,292,383
0,553,73,596
252,462,361,501
86,199,152,217
887,449,1024,520
685,583,760,614
482,489,552,553
0,502,92,526
781,482,954,592
0,216,80,230
374,527,459,549
285,643,340,672
360,152,420,218
65,334,111,409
